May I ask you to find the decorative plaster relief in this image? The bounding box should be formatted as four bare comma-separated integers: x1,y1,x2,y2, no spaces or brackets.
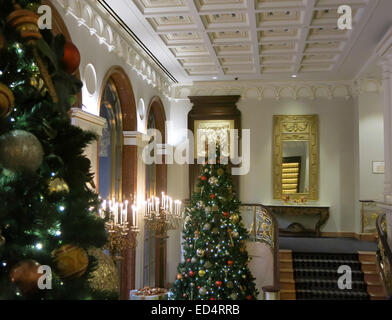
53,0,174,98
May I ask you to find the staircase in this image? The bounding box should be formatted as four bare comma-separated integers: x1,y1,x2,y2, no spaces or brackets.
279,250,387,300
279,250,296,300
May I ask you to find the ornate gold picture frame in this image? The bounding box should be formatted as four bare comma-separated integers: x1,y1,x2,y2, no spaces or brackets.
273,115,319,200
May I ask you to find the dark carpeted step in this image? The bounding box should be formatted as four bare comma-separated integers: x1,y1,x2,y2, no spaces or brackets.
294,268,365,281
293,259,362,271
296,289,369,300
295,278,368,291
293,252,359,261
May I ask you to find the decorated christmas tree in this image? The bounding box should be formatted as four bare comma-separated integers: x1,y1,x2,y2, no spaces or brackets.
0,0,115,299
170,150,258,300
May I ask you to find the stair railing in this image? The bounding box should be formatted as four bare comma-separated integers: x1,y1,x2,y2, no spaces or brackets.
240,204,280,300
376,213,392,298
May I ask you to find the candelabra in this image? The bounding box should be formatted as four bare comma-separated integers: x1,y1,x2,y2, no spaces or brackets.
100,200,140,261
144,193,183,238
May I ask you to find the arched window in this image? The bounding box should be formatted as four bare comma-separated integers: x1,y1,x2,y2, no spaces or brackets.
144,110,157,288
144,97,167,289
98,79,123,200
99,67,137,300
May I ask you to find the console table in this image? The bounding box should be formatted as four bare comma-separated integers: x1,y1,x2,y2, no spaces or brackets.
266,205,330,237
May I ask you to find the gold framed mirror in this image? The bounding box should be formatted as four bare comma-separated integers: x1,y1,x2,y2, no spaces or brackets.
273,115,319,200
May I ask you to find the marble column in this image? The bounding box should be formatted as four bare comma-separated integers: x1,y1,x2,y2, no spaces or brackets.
376,27,392,246
70,108,106,189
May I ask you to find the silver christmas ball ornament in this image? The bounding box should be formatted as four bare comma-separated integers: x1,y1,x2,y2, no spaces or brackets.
0,130,44,173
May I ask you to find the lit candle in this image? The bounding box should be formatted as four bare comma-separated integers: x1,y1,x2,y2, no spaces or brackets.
124,200,129,223
156,197,160,215
120,203,124,225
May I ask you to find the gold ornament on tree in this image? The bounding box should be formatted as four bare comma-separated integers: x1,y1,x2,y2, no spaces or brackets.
52,244,88,279
6,3,58,103
87,247,119,293
0,83,15,119
48,178,70,195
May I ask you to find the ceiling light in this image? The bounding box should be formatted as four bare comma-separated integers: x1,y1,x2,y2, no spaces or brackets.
292,74,297,78
212,76,217,80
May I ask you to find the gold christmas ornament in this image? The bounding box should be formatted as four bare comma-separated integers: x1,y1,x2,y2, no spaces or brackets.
198,270,206,277
0,83,14,119
87,247,119,293
53,244,88,279
48,178,70,195
196,249,205,257
6,9,42,41
230,214,240,224
0,130,44,173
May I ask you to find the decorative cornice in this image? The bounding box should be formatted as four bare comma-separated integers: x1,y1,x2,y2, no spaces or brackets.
54,0,174,98
171,80,359,101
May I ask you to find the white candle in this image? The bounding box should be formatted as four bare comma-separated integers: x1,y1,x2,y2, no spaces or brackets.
124,200,129,223
120,203,123,224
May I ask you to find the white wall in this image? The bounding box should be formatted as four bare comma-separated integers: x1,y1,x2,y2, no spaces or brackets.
237,98,357,233
358,92,385,201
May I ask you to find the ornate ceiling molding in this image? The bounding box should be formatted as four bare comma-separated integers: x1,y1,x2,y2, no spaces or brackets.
171,80,355,100
170,78,383,101
53,0,174,98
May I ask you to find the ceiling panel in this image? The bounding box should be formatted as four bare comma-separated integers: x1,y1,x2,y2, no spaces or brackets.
106,0,389,82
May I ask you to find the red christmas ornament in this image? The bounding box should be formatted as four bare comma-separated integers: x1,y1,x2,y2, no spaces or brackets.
210,194,216,199
187,258,191,263
223,212,230,218
61,41,81,74
210,297,216,300
201,176,207,181
177,274,183,280
189,271,195,277
197,286,201,289
227,260,234,267
246,295,253,300
215,281,223,287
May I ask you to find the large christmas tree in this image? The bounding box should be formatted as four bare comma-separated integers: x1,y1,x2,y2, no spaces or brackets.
170,150,258,300
0,0,114,299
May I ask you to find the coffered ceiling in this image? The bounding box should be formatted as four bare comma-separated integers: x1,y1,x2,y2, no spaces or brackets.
103,0,392,83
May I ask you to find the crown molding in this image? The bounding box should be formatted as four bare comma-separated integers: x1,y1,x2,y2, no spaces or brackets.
53,0,174,98
170,80,359,101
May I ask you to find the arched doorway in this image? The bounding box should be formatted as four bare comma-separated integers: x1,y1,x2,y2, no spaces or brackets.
144,96,167,289
42,0,82,107
98,67,137,300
